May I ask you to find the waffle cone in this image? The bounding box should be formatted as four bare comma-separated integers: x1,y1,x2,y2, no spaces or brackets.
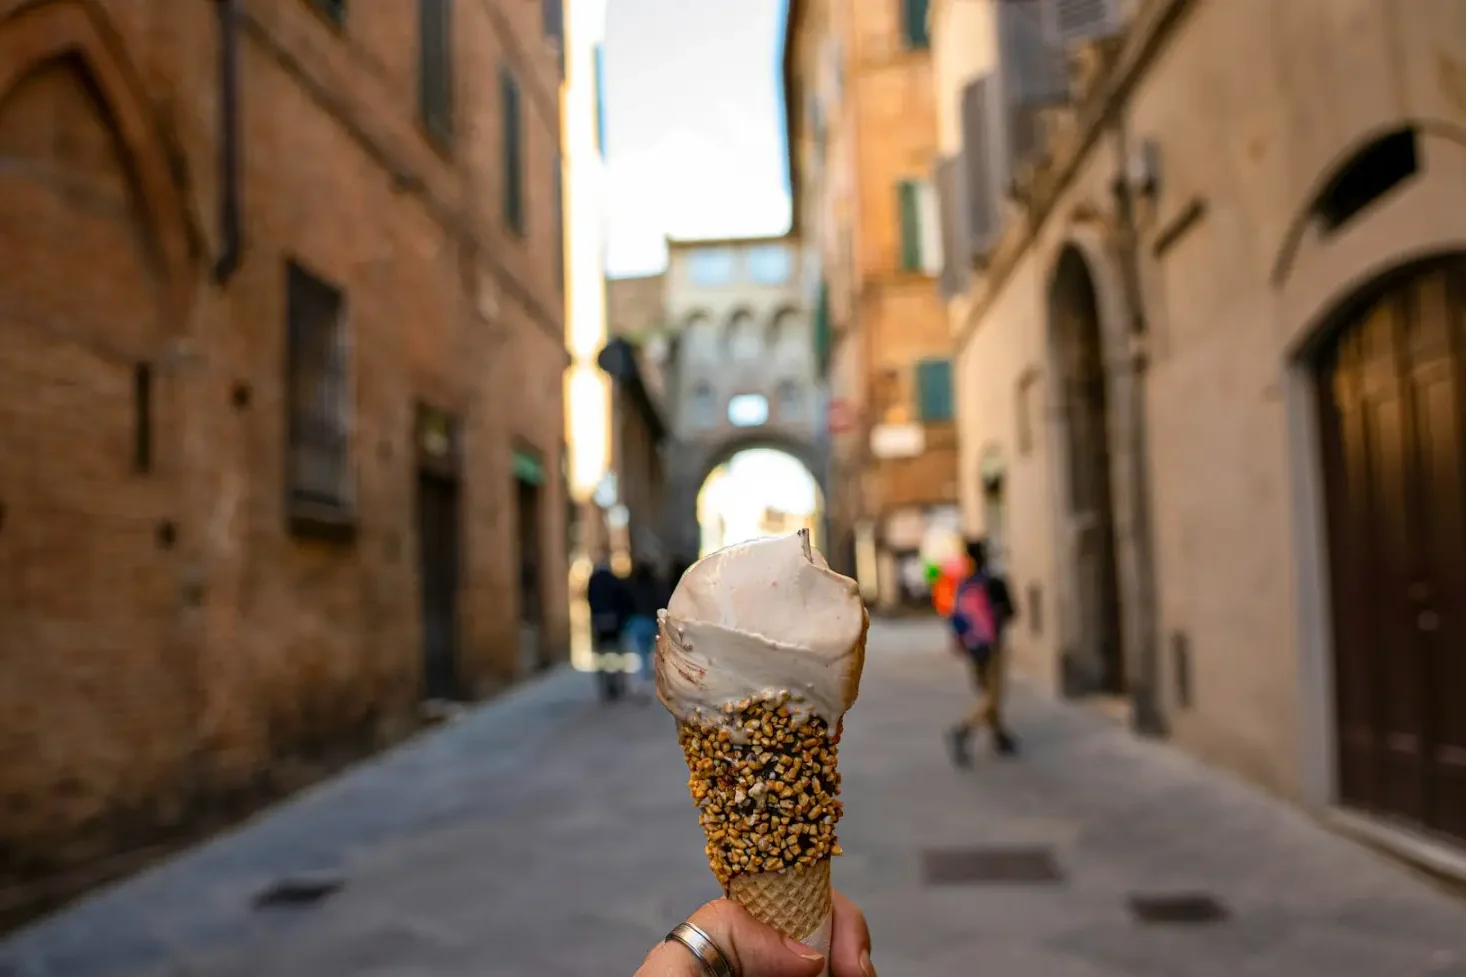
727,858,832,942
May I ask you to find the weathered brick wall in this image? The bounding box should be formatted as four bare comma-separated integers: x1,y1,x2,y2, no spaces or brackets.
0,0,566,909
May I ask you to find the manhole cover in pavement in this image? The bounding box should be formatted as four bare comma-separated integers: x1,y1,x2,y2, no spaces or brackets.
920,846,1064,885
1126,892,1230,925
252,873,345,909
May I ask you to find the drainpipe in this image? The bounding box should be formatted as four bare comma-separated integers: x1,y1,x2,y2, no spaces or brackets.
212,0,242,284
1110,112,1167,738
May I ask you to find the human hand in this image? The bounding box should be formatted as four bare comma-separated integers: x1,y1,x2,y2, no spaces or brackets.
636,888,874,977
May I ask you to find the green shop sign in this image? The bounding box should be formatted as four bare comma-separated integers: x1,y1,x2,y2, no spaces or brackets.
513,449,545,485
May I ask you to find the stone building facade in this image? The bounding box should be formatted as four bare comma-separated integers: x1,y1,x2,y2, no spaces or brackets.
0,0,568,911
602,273,671,569
783,0,963,610
655,237,826,563
931,0,1466,863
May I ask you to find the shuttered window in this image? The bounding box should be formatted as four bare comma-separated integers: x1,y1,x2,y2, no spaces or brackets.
814,280,832,376
898,179,941,275
934,156,970,299
502,67,525,235
1056,0,1120,42
897,180,921,272
419,0,453,146
959,76,999,258
900,0,931,49
997,0,1068,164
916,358,955,424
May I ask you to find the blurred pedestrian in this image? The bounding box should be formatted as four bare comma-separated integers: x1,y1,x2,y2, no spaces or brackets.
945,537,1019,763
636,888,874,977
624,560,663,695
587,553,631,702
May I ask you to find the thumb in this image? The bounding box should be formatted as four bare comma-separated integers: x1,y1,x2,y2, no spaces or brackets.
638,899,826,977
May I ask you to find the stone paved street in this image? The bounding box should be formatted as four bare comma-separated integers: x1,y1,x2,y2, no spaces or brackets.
4,619,1466,977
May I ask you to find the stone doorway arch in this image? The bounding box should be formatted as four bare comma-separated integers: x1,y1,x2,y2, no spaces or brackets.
664,431,827,565
1047,242,1126,696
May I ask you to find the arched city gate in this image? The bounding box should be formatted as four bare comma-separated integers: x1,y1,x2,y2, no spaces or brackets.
663,432,827,563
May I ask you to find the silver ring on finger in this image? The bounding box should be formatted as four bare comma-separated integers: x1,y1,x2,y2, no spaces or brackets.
665,921,737,977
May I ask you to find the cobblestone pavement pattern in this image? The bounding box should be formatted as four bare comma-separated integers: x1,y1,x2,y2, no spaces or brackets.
5,619,1466,976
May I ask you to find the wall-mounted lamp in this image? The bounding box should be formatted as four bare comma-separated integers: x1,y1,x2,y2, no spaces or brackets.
1113,138,1162,203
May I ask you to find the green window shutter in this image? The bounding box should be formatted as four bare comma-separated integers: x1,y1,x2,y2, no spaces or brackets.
502,68,524,234
916,358,954,423
813,280,832,376
897,180,921,272
902,0,931,49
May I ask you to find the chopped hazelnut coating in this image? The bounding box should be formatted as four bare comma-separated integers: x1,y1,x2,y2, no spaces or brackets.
676,693,845,889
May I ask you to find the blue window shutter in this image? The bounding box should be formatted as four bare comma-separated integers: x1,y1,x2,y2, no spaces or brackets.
916,358,954,423
902,0,931,49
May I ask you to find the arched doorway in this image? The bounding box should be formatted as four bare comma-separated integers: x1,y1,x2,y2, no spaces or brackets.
697,448,825,557
1049,245,1125,694
1316,255,1466,843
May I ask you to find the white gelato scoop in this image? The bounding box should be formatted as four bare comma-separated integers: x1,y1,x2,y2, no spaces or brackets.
655,531,867,732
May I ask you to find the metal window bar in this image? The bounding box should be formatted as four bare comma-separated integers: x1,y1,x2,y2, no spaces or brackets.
288,265,350,509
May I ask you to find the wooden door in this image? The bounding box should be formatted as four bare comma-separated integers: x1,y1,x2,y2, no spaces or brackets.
417,471,461,701
1320,260,1466,843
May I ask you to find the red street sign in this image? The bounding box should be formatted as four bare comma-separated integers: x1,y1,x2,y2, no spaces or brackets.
828,399,853,434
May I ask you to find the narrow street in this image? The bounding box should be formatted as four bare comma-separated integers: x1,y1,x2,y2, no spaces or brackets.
5,619,1465,977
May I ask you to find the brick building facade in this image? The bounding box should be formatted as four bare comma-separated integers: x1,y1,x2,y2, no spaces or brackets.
784,0,963,611
0,0,568,913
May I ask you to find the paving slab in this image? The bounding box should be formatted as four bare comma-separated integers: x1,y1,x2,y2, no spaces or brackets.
3,618,1464,977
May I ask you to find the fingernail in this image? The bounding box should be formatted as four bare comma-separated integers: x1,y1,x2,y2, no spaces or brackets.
782,937,825,962
859,948,877,977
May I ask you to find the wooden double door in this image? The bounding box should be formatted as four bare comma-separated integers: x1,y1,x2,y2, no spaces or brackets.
1319,259,1466,844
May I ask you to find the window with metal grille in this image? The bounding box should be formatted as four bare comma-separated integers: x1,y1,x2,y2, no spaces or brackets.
900,0,930,49
419,0,453,147
502,66,525,234
286,262,352,519
916,358,954,423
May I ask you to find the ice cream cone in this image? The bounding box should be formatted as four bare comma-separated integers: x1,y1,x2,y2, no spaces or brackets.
659,532,868,968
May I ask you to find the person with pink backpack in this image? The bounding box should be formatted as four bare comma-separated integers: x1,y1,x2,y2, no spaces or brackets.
946,538,1019,763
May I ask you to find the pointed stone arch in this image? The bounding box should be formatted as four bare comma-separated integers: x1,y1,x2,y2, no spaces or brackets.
0,0,198,327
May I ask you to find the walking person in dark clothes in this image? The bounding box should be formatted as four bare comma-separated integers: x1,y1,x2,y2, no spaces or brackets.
946,537,1019,763
586,554,632,702
623,561,663,697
